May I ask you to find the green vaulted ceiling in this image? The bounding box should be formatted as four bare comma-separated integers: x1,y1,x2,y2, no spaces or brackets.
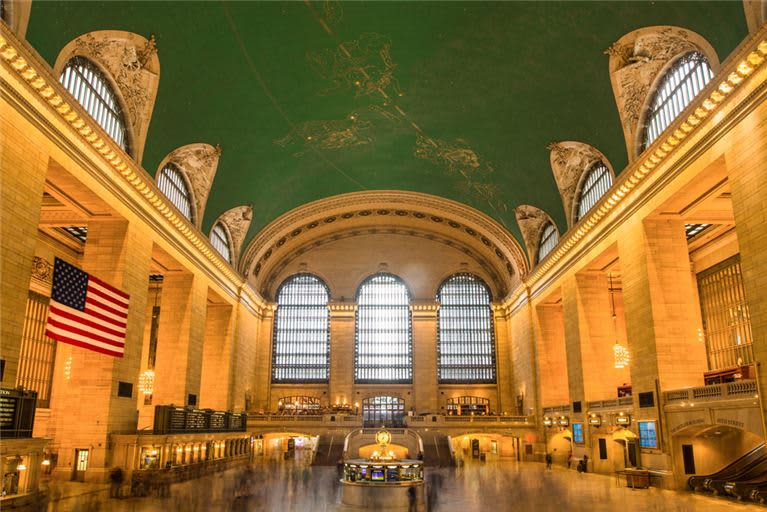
26,1,747,244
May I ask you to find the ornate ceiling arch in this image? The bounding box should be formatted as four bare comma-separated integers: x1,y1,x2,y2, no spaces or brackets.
241,191,528,300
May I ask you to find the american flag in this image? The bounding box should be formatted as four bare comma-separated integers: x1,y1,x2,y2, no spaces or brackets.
45,258,130,357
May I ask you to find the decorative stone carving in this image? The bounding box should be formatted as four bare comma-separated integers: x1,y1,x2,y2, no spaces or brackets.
514,205,557,266
54,31,161,164
215,205,253,267
548,141,614,228
742,1,767,34
160,144,221,228
606,26,719,160
32,256,53,283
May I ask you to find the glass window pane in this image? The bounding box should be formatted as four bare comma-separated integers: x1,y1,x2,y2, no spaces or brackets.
537,223,559,263
157,163,194,223
437,274,496,384
355,274,412,383
59,56,130,153
272,274,330,383
210,223,231,263
641,52,713,151
575,162,613,221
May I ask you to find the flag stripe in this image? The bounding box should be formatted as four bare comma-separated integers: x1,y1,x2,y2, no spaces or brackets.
85,294,127,319
44,329,124,357
46,317,125,347
48,304,126,337
82,299,128,328
87,283,129,312
88,275,130,301
46,324,125,353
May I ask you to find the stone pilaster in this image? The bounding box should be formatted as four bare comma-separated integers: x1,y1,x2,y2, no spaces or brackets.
152,272,208,406
252,306,274,410
725,98,767,441
50,218,152,481
329,303,355,406
0,113,49,386
200,303,235,410
493,307,514,414
412,302,438,413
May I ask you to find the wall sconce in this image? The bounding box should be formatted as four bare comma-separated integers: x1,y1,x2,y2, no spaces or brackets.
543,416,553,427
558,416,569,427
589,414,602,426
616,412,631,426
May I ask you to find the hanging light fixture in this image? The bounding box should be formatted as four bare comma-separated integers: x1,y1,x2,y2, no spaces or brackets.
609,273,630,369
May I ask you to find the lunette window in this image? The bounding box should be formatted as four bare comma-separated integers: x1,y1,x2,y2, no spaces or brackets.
210,223,231,263
575,162,613,222
642,51,713,150
59,56,130,152
537,222,558,263
271,274,330,383
157,163,194,223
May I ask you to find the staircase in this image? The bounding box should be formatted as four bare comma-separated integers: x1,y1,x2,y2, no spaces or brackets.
312,434,345,466
420,431,454,467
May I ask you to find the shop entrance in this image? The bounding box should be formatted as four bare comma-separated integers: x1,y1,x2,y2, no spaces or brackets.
72,449,88,482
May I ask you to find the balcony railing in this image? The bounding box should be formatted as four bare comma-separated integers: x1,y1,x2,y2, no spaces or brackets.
663,380,757,404
542,405,570,415
404,415,533,427
587,397,633,411
247,414,362,426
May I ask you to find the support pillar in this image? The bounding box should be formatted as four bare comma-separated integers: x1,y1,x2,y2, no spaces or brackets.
200,303,235,410
412,302,438,414
329,303,355,408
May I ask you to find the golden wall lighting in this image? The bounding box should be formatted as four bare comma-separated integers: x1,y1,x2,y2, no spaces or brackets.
558,416,569,427
543,416,553,427
609,273,630,369
588,414,602,426
615,412,631,426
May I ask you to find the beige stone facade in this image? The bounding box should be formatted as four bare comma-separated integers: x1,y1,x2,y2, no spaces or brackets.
1,12,767,494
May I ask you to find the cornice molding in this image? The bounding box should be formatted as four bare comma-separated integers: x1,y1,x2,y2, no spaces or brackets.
0,26,268,312
241,191,528,294
524,31,767,291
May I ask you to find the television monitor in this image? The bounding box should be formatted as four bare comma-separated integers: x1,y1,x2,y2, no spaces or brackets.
572,423,584,444
639,421,658,449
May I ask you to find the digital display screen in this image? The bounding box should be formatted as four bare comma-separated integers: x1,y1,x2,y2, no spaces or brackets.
572,423,584,444
372,470,384,481
639,421,658,449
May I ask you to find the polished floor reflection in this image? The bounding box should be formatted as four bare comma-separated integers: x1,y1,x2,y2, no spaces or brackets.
42,459,762,511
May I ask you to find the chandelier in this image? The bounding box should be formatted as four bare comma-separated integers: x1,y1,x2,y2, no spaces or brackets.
609,273,630,369
139,369,155,395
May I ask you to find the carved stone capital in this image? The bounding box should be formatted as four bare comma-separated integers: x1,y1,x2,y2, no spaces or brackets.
32,256,53,283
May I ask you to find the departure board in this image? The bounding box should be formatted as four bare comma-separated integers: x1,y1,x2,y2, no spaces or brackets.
0,388,37,438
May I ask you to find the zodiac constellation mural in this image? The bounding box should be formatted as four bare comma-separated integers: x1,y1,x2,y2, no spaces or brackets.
277,8,510,226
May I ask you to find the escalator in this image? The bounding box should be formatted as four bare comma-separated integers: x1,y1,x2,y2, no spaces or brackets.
688,443,765,494
420,431,454,467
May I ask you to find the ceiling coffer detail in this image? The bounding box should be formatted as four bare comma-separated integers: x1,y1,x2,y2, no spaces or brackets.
514,205,558,266
548,141,615,229
605,25,719,161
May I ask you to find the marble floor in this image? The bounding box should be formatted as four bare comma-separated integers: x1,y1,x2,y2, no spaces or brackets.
41,460,763,512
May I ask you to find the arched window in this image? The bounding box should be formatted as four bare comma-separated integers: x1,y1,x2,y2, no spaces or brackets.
59,56,130,152
272,274,330,383
355,273,412,384
575,162,613,222
210,223,231,263
537,222,558,263
642,51,714,150
157,163,194,223
437,274,496,383
362,396,405,427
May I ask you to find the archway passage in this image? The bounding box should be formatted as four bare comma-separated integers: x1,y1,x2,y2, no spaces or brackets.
362,396,406,427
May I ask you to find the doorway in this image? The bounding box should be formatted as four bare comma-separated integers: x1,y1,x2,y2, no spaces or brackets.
72,449,88,482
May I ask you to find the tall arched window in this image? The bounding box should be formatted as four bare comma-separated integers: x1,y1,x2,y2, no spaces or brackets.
272,274,330,383
157,163,194,223
575,162,613,222
642,51,714,150
537,222,558,263
210,222,231,263
59,56,130,152
437,274,496,383
355,273,412,384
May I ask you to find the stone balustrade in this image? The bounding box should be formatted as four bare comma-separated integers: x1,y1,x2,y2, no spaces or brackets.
663,380,757,405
